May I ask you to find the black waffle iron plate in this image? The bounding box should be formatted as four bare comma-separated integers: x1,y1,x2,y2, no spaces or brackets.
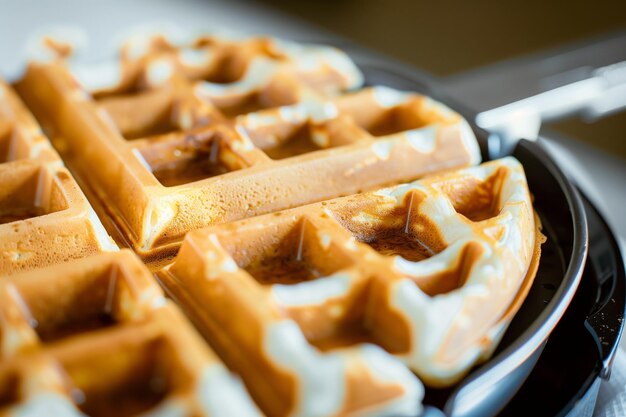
332,44,626,417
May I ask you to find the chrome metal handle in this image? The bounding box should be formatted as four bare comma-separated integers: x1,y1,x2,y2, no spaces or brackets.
445,31,626,144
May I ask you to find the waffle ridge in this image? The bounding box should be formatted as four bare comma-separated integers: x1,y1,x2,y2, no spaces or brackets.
0,80,116,275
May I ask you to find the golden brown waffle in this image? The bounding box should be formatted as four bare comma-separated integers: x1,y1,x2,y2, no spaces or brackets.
0,250,262,417
0,80,116,275
17,34,480,262
4,31,546,417
157,157,542,417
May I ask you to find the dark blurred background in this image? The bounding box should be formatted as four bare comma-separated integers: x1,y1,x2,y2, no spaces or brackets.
258,0,626,158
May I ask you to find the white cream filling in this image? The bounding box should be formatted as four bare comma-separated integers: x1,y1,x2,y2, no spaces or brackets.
278,105,308,123
264,320,426,417
195,58,278,98
197,365,262,417
318,231,332,249
371,86,412,107
305,101,339,123
179,48,215,68
371,141,394,160
240,112,283,130
265,321,345,417
146,58,175,87
394,239,467,276
404,126,438,153
12,393,85,417
70,60,123,92
240,100,338,132
271,39,363,89
392,278,476,378
271,272,352,307
139,399,186,417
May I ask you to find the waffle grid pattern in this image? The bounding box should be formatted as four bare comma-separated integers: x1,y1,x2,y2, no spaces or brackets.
0,32,543,417
17,35,480,261
0,250,261,417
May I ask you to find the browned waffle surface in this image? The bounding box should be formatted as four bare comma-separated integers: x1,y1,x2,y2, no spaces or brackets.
3,33,549,417
157,157,542,417
0,80,116,275
0,250,262,417
16,34,480,262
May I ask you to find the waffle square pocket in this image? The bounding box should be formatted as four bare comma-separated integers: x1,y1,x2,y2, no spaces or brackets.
0,80,115,275
0,250,261,417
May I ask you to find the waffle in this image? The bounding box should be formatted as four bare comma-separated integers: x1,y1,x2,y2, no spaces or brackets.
158,158,543,416
0,250,261,417
157,157,542,416
5,30,546,417
16,34,480,262
0,80,116,275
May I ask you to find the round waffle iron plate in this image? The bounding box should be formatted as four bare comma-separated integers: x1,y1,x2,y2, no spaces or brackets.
337,45,626,417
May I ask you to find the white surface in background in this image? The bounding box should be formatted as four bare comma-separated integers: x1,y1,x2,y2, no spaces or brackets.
595,337,626,417
0,0,335,80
